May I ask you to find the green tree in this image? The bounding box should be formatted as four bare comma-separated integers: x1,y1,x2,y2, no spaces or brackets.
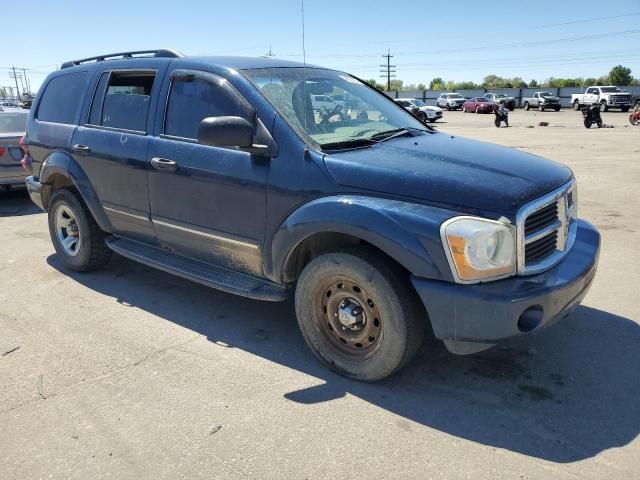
429,77,444,90
389,79,404,91
529,79,538,88
417,83,426,91
455,81,478,90
583,78,597,86
608,65,633,85
365,79,384,91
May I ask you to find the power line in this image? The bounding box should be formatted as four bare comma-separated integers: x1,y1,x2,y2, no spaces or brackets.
530,12,640,29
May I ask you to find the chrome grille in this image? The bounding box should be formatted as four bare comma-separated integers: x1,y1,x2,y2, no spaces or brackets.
517,181,577,275
611,94,631,103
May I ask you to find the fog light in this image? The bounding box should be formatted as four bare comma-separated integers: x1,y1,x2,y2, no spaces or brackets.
518,305,544,332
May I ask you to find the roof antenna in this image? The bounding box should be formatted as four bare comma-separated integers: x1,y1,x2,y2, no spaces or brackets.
301,0,308,133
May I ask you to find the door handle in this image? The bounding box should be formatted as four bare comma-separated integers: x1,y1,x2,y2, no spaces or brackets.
151,157,177,171
72,144,91,154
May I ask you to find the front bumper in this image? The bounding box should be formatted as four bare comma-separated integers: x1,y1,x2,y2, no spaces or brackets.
411,219,600,352
25,176,45,210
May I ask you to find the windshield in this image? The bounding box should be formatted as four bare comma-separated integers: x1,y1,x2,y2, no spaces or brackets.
540,92,553,97
494,94,506,98
0,112,28,133
449,94,463,99
600,87,621,93
412,99,426,106
242,67,427,150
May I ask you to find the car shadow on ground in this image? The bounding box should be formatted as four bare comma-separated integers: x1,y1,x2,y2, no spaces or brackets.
0,189,41,217
48,253,640,464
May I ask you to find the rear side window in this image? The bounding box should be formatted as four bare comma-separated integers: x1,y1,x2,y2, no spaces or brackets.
89,71,156,132
164,77,243,140
37,72,88,124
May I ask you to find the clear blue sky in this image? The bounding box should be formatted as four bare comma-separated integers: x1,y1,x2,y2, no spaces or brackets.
3,0,640,93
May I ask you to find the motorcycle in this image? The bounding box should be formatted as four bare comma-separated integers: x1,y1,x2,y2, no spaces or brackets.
629,105,640,126
582,103,603,129
494,103,509,128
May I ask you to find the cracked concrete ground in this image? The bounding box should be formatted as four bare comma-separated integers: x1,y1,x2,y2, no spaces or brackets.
1,109,639,479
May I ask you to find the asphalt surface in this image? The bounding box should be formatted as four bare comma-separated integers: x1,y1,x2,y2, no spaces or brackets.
1,109,639,479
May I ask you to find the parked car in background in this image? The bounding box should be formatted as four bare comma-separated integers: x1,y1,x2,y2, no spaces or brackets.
0,109,29,190
311,94,345,113
23,49,600,382
522,92,561,112
484,92,516,111
462,97,495,114
394,98,443,122
571,86,632,112
436,92,465,110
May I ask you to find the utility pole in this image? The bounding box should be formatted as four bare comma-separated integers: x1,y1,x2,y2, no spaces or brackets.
11,66,21,100
22,69,30,94
379,49,396,91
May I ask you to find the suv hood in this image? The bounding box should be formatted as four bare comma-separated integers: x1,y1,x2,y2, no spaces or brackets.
323,132,572,215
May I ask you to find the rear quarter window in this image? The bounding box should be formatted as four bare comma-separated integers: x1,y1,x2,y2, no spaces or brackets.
37,71,88,124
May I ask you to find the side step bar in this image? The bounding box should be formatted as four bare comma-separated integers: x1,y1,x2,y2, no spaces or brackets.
106,237,288,302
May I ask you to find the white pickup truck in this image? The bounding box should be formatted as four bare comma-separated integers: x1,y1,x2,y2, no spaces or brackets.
571,86,632,112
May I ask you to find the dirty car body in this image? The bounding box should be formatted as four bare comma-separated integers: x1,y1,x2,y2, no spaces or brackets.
23,50,600,380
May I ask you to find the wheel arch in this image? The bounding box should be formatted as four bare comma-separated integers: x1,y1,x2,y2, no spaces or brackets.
39,151,113,232
268,195,456,285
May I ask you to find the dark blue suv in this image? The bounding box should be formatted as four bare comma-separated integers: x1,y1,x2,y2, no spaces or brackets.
23,50,600,381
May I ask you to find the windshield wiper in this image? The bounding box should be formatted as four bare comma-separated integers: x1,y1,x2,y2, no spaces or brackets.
370,127,429,143
320,138,376,152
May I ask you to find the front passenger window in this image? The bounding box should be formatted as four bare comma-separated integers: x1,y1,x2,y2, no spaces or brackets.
164,77,243,140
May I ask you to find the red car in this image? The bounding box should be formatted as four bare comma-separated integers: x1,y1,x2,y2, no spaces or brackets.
462,97,496,114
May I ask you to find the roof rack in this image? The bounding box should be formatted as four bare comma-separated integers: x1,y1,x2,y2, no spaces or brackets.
60,49,183,69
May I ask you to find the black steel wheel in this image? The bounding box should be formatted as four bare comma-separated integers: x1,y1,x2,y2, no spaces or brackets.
295,249,425,382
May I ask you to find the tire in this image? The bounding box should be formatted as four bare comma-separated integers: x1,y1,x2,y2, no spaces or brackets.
494,117,501,128
538,104,544,112
584,118,591,129
294,248,425,382
475,106,480,114
621,106,630,113
524,102,530,111
446,105,451,111
554,105,561,112
599,102,607,112
573,100,581,111
48,189,112,272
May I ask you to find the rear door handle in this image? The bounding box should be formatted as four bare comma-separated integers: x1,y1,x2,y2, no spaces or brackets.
151,157,177,171
72,144,91,154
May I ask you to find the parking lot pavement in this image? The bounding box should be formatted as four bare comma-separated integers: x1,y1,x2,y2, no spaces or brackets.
1,109,639,479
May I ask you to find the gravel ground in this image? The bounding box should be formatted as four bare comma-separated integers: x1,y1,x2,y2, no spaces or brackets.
1,108,638,479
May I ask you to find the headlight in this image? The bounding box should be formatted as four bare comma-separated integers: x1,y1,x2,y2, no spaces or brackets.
441,217,516,283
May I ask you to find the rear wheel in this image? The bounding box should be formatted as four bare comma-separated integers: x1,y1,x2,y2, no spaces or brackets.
294,249,425,382
494,117,501,128
48,189,112,272
524,102,530,111
573,100,581,111
584,118,592,129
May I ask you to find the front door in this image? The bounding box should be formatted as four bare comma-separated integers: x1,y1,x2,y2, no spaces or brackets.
147,69,268,276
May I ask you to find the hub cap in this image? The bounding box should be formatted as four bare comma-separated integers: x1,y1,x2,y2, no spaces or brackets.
314,277,383,359
55,205,81,256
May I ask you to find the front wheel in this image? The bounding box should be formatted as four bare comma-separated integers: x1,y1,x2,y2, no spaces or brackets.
600,102,607,112
524,102,530,111
538,104,544,112
554,105,561,112
494,117,501,128
295,249,425,382
48,189,112,271
573,100,581,111
584,118,592,129
621,106,630,113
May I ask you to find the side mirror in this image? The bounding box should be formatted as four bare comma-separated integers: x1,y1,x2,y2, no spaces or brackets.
198,116,270,156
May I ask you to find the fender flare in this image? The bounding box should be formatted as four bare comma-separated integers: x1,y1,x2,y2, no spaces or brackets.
39,151,113,232
268,195,458,283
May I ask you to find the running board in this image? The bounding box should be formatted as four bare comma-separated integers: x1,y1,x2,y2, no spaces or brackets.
106,237,288,302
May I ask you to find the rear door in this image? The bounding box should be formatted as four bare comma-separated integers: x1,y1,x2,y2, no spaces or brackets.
71,64,167,243
0,111,28,185
147,68,268,276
